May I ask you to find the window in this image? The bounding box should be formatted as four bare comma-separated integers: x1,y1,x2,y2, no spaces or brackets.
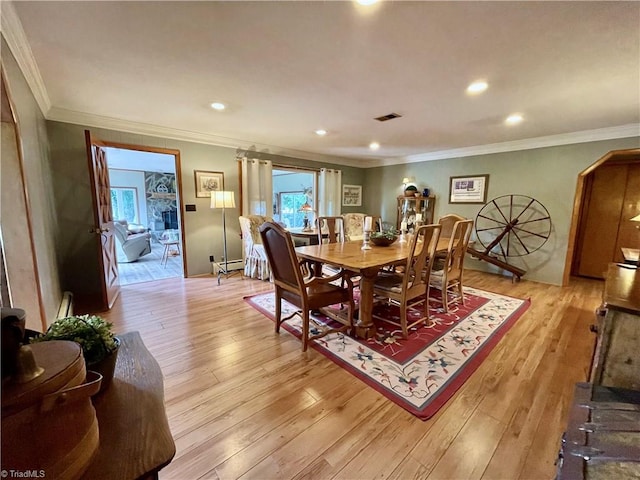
111,187,139,223
278,191,308,228
272,168,316,228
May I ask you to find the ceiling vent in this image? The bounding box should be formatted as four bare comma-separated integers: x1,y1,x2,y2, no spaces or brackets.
374,113,402,122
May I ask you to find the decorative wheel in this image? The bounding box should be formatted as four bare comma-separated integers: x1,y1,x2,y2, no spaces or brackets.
474,195,552,258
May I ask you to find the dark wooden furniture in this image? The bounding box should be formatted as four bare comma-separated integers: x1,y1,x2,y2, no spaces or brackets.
83,330,175,480
556,382,640,479
396,194,436,231
590,263,640,391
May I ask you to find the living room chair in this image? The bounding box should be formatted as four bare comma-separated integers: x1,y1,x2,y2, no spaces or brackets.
259,222,355,352
429,219,474,312
113,221,151,263
239,215,272,281
372,224,442,338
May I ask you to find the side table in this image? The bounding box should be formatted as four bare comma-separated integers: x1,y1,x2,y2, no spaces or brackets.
160,240,180,266
82,331,175,480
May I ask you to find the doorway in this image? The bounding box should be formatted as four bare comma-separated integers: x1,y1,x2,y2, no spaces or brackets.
565,149,640,282
105,147,184,285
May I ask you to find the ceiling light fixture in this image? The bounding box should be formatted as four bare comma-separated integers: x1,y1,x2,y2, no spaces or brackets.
210,102,225,111
466,80,488,94
369,142,380,150
315,129,327,136
356,0,378,5
505,113,523,125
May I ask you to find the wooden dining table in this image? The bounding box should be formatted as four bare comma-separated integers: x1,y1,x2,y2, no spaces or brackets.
296,237,450,338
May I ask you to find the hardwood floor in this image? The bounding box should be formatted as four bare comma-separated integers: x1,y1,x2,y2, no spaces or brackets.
99,270,604,480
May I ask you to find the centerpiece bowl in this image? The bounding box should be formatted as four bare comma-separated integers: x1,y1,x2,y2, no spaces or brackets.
370,232,398,246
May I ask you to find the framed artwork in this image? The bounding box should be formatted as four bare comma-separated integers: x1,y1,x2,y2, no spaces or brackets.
342,184,362,206
194,170,224,198
449,174,489,204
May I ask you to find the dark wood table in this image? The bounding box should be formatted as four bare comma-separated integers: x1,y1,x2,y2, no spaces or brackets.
83,331,175,480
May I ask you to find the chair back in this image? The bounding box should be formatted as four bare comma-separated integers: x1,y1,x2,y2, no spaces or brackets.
342,213,382,240
259,222,306,296
316,216,345,244
402,224,442,297
438,213,466,239
443,219,474,278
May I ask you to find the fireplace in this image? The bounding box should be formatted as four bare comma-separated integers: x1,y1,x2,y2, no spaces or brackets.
162,210,178,230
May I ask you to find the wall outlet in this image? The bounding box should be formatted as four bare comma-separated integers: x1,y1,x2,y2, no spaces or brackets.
209,255,214,262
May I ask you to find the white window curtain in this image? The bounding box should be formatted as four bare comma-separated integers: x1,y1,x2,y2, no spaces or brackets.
318,168,342,217
241,158,273,216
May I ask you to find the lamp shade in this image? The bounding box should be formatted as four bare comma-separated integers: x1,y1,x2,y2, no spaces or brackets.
210,191,236,209
299,201,314,212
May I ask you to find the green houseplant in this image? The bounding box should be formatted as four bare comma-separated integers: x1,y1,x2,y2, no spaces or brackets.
31,314,119,391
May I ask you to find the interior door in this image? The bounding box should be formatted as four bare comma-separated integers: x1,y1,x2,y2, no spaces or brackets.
85,130,120,309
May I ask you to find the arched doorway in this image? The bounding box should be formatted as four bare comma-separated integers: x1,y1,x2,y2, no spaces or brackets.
564,148,640,283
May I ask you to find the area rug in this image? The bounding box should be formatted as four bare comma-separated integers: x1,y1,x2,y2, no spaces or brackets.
244,287,530,420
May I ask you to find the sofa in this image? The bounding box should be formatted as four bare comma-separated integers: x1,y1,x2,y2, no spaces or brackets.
113,220,151,263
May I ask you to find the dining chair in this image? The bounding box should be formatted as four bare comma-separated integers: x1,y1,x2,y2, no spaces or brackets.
342,213,383,241
259,222,355,352
438,213,466,239
372,223,442,338
429,219,474,312
315,216,345,244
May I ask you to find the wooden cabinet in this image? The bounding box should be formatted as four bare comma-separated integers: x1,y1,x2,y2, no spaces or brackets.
396,195,436,231
589,263,640,390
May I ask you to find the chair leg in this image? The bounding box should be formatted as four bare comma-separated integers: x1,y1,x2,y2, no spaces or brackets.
457,281,465,306
275,292,282,333
302,310,310,352
400,302,409,339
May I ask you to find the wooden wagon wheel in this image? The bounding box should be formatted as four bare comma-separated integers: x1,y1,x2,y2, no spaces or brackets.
474,194,552,258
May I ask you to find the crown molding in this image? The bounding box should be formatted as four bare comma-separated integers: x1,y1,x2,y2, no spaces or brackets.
1,1,51,115
379,124,640,167
47,107,367,168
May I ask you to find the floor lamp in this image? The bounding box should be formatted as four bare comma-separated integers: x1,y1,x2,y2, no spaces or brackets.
210,190,236,274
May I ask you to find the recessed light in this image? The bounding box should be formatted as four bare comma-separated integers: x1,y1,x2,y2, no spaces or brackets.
466,80,488,94
210,102,225,111
315,129,327,136
369,142,380,150
356,0,378,5
505,113,523,125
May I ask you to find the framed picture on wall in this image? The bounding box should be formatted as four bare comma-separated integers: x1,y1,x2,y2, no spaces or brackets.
194,170,224,198
449,174,489,204
342,184,362,206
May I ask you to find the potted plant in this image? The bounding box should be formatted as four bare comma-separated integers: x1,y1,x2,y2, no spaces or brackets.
31,314,119,392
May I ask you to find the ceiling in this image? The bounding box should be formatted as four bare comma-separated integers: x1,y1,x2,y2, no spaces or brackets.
5,1,640,168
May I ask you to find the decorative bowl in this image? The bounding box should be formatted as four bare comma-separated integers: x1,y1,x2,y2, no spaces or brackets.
370,233,398,247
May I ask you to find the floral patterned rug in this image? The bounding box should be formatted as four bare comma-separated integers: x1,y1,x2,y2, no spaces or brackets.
244,287,530,420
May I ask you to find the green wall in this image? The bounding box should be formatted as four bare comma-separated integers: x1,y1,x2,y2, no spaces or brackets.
2,36,61,324
364,138,640,285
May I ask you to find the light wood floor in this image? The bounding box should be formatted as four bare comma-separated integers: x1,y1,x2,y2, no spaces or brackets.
100,270,604,480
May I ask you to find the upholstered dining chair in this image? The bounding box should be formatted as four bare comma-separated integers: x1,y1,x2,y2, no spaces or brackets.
239,215,272,281
259,222,355,352
342,213,382,241
372,224,442,338
429,219,474,312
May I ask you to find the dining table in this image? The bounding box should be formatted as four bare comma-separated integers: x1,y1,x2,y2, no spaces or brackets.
295,236,450,338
